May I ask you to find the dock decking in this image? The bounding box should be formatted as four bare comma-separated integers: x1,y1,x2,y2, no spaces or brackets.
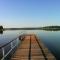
11,34,56,60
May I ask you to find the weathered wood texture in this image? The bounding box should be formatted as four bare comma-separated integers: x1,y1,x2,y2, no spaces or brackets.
11,34,56,60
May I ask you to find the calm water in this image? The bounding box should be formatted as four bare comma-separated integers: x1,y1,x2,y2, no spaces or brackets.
0,30,60,60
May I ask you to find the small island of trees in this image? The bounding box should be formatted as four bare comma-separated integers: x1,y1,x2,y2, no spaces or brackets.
40,26,60,31
0,26,3,29
0,26,3,33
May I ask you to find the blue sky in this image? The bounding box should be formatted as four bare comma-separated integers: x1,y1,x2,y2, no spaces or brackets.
0,0,60,28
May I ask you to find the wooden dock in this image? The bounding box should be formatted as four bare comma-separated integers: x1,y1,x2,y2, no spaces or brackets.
11,34,56,60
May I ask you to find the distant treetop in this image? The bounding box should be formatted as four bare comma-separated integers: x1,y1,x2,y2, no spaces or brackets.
0,26,3,29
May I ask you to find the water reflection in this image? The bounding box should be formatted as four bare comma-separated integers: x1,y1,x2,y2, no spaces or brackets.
36,30,60,60
0,30,60,60
0,30,3,34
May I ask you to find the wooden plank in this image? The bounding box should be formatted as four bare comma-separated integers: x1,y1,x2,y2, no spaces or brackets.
31,35,45,60
11,34,56,60
35,35,56,60
11,36,30,60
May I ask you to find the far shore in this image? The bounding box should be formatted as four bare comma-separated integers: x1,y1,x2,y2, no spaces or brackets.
3,26,60,31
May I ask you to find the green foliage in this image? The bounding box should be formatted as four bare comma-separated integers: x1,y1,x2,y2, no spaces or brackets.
0,26,3,30
0,26,3,29
41,26,60,31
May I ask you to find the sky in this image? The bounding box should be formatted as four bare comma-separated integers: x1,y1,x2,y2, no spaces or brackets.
0,0,60,28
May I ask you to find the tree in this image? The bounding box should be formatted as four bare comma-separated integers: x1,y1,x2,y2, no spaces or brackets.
0,26,3,30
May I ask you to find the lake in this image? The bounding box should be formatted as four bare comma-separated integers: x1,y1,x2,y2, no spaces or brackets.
0,30,60,60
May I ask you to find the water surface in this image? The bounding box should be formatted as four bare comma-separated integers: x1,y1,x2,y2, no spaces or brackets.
0,30,60,60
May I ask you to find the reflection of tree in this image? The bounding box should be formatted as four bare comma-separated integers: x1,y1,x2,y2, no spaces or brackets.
0,30,3,34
